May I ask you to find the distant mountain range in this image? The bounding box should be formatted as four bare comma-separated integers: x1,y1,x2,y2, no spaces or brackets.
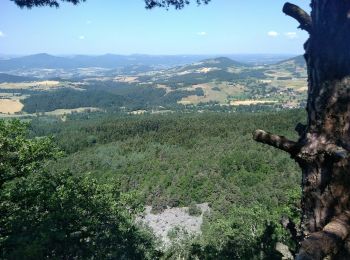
0,54,306,83
0,54,214,71
0,53,302,72
173,55,306,74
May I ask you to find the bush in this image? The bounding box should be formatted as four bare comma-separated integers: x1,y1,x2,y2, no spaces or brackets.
0,120,159,259
188,203,202,216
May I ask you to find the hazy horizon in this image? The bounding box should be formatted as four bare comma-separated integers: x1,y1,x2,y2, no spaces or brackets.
1,0,310,55
0,52,301,57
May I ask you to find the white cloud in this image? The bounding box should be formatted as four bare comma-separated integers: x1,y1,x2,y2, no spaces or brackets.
79,35,85,40
267,31,279,37
197,32,207,36
285,32,298,39
0,31,4,37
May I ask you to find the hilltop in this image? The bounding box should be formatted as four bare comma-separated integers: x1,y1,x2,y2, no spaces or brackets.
276,55,306,67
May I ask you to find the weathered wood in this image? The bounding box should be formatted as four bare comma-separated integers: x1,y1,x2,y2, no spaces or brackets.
253,130,300,156
255,1,350,258
294,0,350,257
297,212,350,259
283,3,312,33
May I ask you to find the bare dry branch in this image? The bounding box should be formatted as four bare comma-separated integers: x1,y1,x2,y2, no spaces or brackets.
253,129,300,155
283,2,312,33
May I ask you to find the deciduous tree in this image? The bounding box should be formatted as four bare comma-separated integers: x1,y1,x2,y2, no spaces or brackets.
0,120,159,259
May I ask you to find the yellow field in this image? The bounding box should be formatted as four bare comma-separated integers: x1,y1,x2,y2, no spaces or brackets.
0,107,101,118
196,67,215,73
0,99,24,114
114,76,139,83
45,107,101,116
265,77,308,93
178,95,203,105
230,100,278,106
36,80,60,86
178,82,245,105
0,80,60,90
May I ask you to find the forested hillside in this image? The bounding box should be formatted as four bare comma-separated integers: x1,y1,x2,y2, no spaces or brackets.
26,109,305,258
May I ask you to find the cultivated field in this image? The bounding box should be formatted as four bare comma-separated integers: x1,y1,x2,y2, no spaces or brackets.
230,100,278,106
0,80,60,90
0,99,23,114
114,76,139,83
178,82,245,105
44,107,101,116
271,79,308,91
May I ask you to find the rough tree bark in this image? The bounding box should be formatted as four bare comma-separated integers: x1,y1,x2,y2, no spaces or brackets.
254,1,350,259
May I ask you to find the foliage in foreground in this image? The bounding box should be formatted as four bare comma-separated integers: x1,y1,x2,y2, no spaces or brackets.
0,120,159,259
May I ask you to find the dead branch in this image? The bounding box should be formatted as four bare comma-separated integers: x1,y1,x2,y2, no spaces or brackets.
283,2,312,33
253,129,300,156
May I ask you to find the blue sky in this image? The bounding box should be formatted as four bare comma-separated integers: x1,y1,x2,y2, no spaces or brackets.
0,0,311,55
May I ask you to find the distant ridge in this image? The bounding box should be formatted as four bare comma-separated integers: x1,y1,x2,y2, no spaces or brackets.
201,57,248,67
0,54,212,71
0,54,70,71
180,57,248,72
276,55,306,67
0,73,37,83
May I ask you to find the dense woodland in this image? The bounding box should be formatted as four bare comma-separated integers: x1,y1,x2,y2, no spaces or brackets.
0,109,304,258
22,83,206,113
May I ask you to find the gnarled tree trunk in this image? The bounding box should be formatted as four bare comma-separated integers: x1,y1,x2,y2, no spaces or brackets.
254,1,350,259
